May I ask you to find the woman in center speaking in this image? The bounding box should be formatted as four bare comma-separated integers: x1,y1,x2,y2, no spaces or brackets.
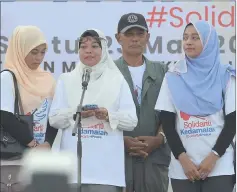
49,29,138,192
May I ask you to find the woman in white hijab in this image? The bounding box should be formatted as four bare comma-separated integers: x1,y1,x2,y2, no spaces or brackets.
49,29,138,192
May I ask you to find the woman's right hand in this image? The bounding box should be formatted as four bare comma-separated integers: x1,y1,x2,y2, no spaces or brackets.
178,152,200,181
81,110,95,118
27,139,37,148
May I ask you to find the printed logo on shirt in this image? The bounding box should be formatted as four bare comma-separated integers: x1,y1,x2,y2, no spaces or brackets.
32,99,49,143
134,85,142,105
33,122,45,140
81,122,108,139
180,111,215,138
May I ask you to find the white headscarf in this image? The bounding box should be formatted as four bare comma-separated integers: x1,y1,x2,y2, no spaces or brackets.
61,29,124,113
75,29,121,82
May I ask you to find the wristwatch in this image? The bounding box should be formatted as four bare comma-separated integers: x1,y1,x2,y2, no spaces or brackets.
212,150,220,157
159,132,167,144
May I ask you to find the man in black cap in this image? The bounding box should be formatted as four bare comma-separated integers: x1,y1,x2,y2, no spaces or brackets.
114,13,171,192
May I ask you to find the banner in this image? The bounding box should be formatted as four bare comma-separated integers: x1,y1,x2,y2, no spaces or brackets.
1,2,235,79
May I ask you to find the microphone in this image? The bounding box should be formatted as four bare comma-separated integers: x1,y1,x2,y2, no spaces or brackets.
82,67,92,87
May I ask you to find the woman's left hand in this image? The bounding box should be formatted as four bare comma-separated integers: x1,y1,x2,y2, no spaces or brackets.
198,152,219,180
95,108,108,120
35,142,51,150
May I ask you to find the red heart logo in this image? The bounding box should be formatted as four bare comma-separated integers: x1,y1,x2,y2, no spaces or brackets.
180,111,190,121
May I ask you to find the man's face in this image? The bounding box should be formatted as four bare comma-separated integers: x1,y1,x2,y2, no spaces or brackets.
116,27,150,56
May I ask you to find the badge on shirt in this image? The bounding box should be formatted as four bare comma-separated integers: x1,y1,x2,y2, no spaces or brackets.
134,85,142,105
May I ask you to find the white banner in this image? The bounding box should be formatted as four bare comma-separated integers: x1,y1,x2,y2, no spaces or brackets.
1,2,235,79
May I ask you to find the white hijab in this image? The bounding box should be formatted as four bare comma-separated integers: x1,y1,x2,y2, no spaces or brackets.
75,29,121,82
61,29,124,119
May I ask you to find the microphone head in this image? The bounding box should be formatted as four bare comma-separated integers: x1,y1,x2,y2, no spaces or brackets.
82,81,88,87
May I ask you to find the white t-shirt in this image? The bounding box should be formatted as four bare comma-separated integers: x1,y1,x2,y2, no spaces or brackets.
49,76,137,187
1,71,51,164
155,75,235,179
128,63,146,105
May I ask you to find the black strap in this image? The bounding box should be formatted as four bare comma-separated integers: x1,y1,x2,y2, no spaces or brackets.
1,69,22,115
17,85,24,114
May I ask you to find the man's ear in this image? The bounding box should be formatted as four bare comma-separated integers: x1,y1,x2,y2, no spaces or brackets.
115,33,122,45
146,32,150,43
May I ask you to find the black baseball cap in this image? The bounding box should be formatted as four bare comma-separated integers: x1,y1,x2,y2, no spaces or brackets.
117,13,148,33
